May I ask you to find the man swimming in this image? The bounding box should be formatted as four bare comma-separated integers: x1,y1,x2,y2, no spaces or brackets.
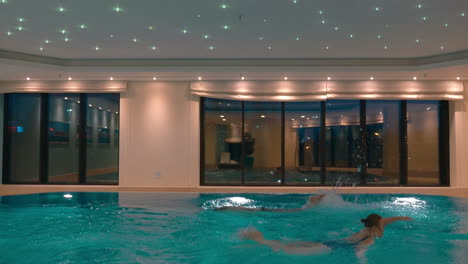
240,213,413,260
215,194,326,212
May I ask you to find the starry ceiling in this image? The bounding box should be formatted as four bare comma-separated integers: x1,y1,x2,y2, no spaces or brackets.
0,0,467,59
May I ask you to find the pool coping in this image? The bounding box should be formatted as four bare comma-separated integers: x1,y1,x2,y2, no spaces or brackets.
1,185,468,198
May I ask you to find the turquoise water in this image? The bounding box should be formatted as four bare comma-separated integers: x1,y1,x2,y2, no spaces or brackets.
1,192,467,264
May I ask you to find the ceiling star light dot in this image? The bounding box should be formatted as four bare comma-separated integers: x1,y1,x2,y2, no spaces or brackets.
44,39,50,44
418,4,422,8
6,31,12,36
334,26,339,31
198,76,202,80
349,34,354,38
95,46,100,51
440,46,444,49
26,77,30,80
209,46,215,50
57,6,66,13
377,35,382,39
79,24,87,29
321,20,326,24
296,36,300,40
413,77,417,80
1,0,7,4
147,26,154,30
222,25,230,30
444,23,449,27
318,10,324,15
181,29,188,34
17,17,24,22
153,77,157,80
113,5,123,13
220,4,229,9
151,46,158,50
461,12,465,17
457,77,461,80
59,29,67,34
203,34,210,39
132,37,138,42
17,26,23,31
64,37,70,42
422,16,428,21
375,7,380,11
39,46,44,51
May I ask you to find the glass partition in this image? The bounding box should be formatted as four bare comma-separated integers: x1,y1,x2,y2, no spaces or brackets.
203,98,242,184
407,101,439,185
243,102,282,185
325,100,361,185
285,102,322,185
48,94,81,184
4,94,41,183
366,101,400,185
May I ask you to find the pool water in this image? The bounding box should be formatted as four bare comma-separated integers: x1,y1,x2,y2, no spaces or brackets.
1,192,467,264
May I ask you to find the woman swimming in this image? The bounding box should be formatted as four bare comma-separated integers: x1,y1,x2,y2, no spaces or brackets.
240,213,413,260
215,194,326,212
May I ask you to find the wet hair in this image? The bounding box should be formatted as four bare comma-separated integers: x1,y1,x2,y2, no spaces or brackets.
361,214,382,228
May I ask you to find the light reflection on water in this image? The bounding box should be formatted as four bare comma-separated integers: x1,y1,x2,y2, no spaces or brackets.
0,192,467,264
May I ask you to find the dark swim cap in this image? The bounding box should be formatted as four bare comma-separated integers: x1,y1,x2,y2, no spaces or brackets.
361,214,383,227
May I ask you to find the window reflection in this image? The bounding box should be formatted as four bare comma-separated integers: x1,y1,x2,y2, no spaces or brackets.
366,101,400,185
244,102,282,185
285,102,321,185
85,94,120,184
203,98,242,184
325,100,361,185
407,101,439,185
48,94,80,183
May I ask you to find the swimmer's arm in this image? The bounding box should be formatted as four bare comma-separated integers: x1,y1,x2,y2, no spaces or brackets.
383,216,413,226
342,229,368,243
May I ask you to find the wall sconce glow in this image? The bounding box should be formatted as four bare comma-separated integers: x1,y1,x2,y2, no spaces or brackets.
63,194,73,198
68,77,72,81
349,34,354,38
370,77,374,80
284,77,288,80
26,77,30,80
198,76,202,80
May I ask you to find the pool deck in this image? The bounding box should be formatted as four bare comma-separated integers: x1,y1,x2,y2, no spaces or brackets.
1,185,468,198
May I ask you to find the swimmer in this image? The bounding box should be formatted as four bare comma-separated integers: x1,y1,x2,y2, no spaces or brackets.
215,194,326,212
240,213,413,260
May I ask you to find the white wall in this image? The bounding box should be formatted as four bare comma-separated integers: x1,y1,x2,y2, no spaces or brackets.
119,82,199,187
450,82,468,188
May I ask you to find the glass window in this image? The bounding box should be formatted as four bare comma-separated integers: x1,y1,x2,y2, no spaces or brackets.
407,101,439,185
47,94,81,184
366,101,400,185
244,102,282,185
325,100,361,185
85,94,120,184
5,94,41,183
203,98,242,184
285,102,322,185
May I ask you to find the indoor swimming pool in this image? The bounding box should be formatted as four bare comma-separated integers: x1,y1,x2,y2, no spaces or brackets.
1,192,467,263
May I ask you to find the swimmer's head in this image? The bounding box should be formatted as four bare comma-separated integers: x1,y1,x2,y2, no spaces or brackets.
361,214,384,237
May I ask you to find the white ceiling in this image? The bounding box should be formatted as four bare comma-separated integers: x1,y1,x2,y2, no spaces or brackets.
1,0,468,59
